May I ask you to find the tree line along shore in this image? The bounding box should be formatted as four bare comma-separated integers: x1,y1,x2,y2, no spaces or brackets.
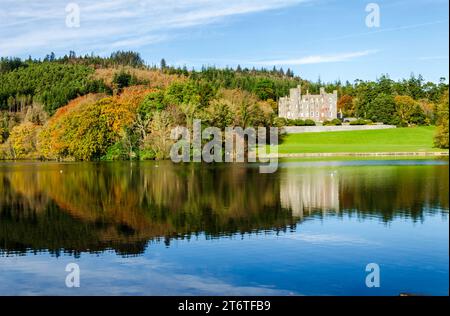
0,51,448,161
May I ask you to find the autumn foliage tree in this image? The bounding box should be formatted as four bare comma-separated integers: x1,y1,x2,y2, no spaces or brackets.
434,91,449,149
337,95,354,117
38,88,149,160
394,95,427,126
8,122,40,159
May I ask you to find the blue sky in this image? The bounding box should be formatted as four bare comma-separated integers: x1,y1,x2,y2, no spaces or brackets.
0,0,448,82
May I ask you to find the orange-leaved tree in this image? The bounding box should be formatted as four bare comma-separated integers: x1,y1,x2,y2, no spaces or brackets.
38,87,151,160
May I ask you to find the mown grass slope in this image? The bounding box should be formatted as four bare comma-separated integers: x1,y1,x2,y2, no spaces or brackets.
277,126,447,153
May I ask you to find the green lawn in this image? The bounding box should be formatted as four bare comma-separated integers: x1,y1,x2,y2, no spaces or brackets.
276,126,447,154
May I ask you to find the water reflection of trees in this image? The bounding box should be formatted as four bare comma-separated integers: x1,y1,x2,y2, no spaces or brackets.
0,162,448,256
0,162,293,256
279,164,449,222
338,165,449,222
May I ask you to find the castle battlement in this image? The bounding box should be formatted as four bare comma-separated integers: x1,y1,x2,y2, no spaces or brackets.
279,85,338,122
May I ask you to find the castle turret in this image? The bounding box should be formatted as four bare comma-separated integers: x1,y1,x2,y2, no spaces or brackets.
290,86,300,101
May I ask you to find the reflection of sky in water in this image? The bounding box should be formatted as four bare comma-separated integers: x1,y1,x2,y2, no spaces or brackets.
0,160,448,295
1,214,448,296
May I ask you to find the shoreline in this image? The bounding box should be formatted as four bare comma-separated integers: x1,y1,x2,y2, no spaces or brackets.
259,151,449,158
1,151,448,163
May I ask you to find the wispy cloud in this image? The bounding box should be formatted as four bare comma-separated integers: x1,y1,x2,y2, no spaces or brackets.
318,20,448,43
253,50,379,66
0,0,308,56
0,247,297,295
418,55,449,61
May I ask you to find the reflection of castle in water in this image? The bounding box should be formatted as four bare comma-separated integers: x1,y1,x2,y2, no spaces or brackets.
280,169,340,218
1,161,447,257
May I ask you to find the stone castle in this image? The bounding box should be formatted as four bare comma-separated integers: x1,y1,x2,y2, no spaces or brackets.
278,85,338,122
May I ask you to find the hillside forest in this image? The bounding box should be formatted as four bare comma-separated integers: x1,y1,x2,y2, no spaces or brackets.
0,51,448,160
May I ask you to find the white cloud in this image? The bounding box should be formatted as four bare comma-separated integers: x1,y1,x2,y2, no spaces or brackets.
318,20,448,43
0,248,297,295
418,56,449,61
279,232,381,246
0,0,308,56
253,50,379,66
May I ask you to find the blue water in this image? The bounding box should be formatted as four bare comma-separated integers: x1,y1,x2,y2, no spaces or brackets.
0,160,448,295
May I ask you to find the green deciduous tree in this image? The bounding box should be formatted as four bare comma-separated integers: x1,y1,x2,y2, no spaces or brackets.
365,93,396,124
434,91,449,149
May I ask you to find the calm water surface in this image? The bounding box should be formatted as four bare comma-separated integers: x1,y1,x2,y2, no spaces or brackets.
0,159,448,295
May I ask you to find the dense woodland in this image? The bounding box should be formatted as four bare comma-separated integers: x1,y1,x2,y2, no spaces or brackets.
0,51,448,160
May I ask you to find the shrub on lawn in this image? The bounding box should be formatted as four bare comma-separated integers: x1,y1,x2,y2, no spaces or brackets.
273,117,288,127
331,119,342,126
273,118,316,126
349,119,372,125
287,119,305,126
277,118,308,126
323,119,342,126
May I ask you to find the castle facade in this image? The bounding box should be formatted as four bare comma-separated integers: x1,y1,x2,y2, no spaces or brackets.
278,85,338,122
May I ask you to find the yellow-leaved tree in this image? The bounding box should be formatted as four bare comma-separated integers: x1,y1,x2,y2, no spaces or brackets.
38,87,150,160
8,122,40,159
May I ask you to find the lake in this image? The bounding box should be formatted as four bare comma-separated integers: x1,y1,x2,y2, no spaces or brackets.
0,159,448,296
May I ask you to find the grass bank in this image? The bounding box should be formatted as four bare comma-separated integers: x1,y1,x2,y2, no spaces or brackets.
275,126,447,154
